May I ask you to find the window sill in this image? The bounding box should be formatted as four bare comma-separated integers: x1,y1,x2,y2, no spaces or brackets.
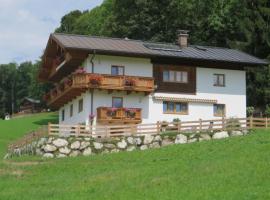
163,112,188,115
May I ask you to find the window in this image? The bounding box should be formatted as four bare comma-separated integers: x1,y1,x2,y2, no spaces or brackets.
61,109,65,121
70,104,73,117
163,70,188,83
163,101,188,114
214,74,225,87
111,65,124,75
112,97,123,108
214,104,225,117
78,99,83,113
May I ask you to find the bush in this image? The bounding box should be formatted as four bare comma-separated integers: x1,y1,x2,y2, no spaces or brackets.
173,118,180,123
226,118,241,130
246,107,255,117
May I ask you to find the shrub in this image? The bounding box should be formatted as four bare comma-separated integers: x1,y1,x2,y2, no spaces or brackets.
246,107,255,117
173,118,180,123
226,118,241,131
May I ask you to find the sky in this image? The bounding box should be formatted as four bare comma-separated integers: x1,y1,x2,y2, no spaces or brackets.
0,0,103,64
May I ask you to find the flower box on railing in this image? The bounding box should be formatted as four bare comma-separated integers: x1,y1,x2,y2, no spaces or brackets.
89,74,102,86
73,67,86,74
106,107,118,117
124,108,138,118
124,78,136,87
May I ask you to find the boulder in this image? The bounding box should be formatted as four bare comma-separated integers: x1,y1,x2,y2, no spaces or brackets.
80,141,90,150
59,146,71,155
175,134,187,144
135,138,142,146
213,131,229,139
231,130,243,137
104,143,116,149
35,148,43,156
117,140,127,149
149,142,160,149
57,153,67,158
69,150,80,157
47,137,54,144
127,146,136,152
70,141,80,150
93,142,103,150
140,145,148,150
154,135,162,142
188,138,197,143
143,135,154,144
44,144,57,153
127,137,135,145
111,149,120,153
162,139,173,146
37,138,47,147
52,138,68,148
84,137,91,141
82,147,92,156
199,134,211,141
43,153,54,158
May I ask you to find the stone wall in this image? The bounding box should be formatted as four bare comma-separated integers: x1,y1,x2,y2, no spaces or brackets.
6,129,248,159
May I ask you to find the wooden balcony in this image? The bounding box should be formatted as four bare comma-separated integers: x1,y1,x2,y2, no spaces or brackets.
44,73,154,109
97,107,142,124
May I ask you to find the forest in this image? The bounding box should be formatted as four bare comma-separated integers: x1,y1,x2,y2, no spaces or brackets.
0,0,269,118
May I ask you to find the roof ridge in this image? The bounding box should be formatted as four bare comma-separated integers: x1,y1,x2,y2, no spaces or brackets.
52,33,143,43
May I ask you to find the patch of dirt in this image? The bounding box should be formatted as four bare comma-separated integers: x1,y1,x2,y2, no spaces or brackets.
4,160,50,166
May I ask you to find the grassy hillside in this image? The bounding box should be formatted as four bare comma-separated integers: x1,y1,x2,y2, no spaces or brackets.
0,113,58,158
0,114,270,199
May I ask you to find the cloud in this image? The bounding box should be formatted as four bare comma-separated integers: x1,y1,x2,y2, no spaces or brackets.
0,0,103,64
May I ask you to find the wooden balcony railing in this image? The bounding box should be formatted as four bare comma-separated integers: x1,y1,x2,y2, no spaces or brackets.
97,107,142,124
44,73,154,109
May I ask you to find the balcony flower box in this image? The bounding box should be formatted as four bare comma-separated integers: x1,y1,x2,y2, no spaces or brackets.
106,107,118,117
89,114,95,121
64,78,72,87
124,78,136,87
124,108,137,118
89,75,102,86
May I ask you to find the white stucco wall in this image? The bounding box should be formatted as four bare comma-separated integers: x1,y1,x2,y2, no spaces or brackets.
58,55,246,125
147,67,246,123
85,54,153,77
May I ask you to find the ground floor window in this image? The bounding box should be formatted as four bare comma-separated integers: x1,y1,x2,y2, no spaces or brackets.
78,99,83,113
61,109,65,121
214,104,225,117
112,97,123,108
163,101,188,114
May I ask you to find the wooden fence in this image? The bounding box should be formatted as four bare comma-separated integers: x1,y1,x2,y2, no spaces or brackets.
48,117,270,138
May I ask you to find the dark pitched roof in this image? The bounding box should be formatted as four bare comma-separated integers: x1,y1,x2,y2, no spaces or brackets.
51,33,268,66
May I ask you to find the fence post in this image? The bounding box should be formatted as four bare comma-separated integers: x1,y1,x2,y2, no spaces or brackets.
177,120,181,133
157,121,160,134
199,119,202,131
249,116,253,128
222,116,225,130
76,124,80,136
48,122,51,135
265,117,268,128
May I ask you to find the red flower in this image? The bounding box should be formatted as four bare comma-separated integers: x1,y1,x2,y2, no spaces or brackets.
89,75,102,85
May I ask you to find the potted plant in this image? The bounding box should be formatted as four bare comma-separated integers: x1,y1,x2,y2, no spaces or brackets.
106,107,118,117
89,75,102,86
64,78,72,87
124,78,136,87
89,114,95,122
124,108,137,118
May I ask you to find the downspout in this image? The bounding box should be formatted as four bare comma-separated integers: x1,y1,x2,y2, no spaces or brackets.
89,50,96,125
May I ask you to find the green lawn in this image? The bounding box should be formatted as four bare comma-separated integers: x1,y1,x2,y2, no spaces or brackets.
0,114,270,199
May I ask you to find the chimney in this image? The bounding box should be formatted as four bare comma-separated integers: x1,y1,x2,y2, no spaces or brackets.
177,30,189,48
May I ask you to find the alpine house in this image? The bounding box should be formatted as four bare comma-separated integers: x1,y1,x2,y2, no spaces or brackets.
39,30,268,125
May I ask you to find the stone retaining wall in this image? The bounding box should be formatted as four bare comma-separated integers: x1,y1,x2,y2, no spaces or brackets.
6,129,248,159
